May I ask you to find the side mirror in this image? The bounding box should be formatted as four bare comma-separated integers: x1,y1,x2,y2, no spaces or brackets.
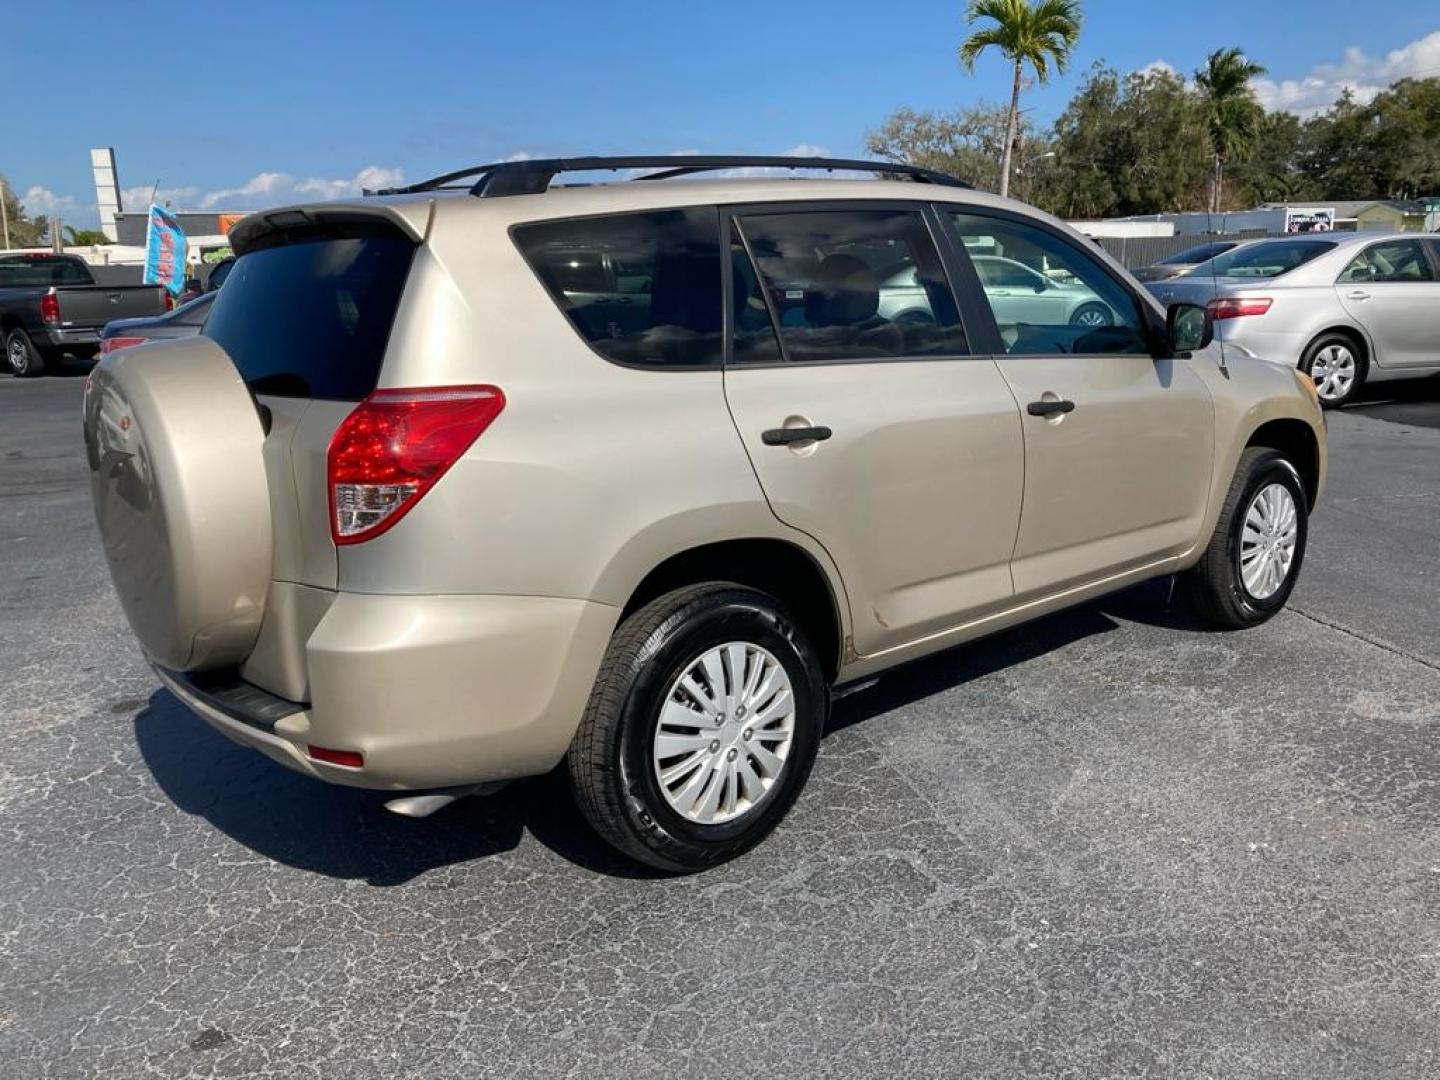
1167,302,1213,354
1033,278,1050,293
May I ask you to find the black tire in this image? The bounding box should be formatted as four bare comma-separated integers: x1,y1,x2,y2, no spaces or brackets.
567,583,827,873
1300,331,1366,408
1181,447,1309,629
5,328,46,377
1069,302,1112,328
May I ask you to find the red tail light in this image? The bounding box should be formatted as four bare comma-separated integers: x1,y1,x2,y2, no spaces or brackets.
162,290,175,312
327,385,505,545
1208,297,1273,320
101,336,148,354
39,291,60,327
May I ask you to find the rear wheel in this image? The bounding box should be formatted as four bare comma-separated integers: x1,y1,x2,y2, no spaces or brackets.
1301,332,1364,407
5,328,45,377
1070,302,1112,328
1181,447,1308,629
568,583,826,873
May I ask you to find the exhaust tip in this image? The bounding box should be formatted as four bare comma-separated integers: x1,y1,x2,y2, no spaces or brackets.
384,782,508,818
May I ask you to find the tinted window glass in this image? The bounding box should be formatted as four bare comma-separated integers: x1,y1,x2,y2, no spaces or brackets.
0,256,94,286
171,294,213,327
950,212,1149,356
1161,241,1233,265
514,208,723,367
733,209,966,363
1338,240,1434,283
730,235,782,364
1196,239,1335,279
204,235,415,400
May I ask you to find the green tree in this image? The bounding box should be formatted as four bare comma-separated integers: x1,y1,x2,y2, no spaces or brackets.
63,225,111,246
866,103,1047,195
0,176,49,249
1194,48,1267,213
1233,111,1314,205
958,0,1082,198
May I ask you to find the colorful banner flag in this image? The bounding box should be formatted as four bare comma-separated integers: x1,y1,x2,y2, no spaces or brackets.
142,205,187,296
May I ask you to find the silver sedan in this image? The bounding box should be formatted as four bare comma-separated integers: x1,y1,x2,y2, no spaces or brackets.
1148,232,1440,406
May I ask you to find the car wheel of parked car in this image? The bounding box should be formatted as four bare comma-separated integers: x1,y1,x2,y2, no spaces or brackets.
1182,447,1309,630
568,583,827,872
1300,333,1364,408
5,328,46,377
1069,302,1112,328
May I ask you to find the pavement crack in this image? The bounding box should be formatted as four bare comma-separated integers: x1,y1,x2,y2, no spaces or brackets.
1288,605,1440,674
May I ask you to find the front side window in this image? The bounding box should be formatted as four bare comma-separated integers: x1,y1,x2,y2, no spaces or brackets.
514,208,723,368
1338,240,1434,284
949,212,1150,356
732,209,967,363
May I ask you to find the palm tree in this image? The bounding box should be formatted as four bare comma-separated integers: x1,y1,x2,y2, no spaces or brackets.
1195,48,1267,213
959,0,1082,198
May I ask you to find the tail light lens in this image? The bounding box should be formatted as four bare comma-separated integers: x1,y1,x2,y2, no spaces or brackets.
1208,297,1273,320
39,291,60,327
101,336,148,354
162,290,175,312
307,745,364,769
327,385,505,545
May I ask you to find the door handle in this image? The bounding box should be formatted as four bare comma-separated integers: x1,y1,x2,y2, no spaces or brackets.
762,425,833,446
1346,290,1371,301
1026,399,1075,417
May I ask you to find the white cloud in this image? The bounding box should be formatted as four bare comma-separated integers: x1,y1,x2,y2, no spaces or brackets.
1136,59,1178,78
185,166,406,210
1252,30,1440,116
780,143,829,157
120,185,198,210
19,185,77,218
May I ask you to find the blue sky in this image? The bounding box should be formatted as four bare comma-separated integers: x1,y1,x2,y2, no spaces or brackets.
9,1,1440,227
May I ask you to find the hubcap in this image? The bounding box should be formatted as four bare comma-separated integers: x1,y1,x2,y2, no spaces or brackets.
8,338,26,374
652,641,796,825
1239,482,1299,601
1309,344,1355,401
1075,307,1108,327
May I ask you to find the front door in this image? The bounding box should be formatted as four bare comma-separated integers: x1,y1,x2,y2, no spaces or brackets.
944,209,1215,598
722,204,1025,656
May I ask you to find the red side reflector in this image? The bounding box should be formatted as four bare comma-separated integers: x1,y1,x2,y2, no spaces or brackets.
1208,297,1273,321
307,745,365,769
327,385,506,546
101,336,148,354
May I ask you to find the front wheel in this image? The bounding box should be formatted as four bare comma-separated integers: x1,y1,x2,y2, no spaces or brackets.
1069,302,1112,328
1181,447,1309,629
1301,333,1364,407
5,328,46,377
568,583,827,872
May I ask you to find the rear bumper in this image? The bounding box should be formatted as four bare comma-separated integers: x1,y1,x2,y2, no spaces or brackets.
39,327,102,350
157,592,620,790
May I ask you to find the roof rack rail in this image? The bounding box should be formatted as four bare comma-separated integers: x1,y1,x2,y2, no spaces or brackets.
369,155,972,198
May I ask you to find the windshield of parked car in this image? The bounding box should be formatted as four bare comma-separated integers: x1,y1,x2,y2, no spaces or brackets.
1194,240,1336,279
1160,242,1232,266
0,256,95,287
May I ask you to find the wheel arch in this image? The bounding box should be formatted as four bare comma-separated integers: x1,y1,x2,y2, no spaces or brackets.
1304,323,1372,373
620,538,848,682
1245,418,1321,509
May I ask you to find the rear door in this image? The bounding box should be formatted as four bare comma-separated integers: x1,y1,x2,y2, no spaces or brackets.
1335,238,1440,368
721,203,1024,656
942,208,1214,599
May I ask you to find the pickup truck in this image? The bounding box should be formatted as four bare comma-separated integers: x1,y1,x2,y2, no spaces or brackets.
1,253,170,376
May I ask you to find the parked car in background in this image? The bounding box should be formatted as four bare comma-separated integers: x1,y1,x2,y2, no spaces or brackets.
0,253,170,376
970,254,1117,327
84,155,1325,872
100,293,215,354
1148,233,1440,406
1131,240,1246,283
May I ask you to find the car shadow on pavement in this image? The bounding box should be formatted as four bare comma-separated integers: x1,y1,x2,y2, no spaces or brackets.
133,691,664,885
132,580,1199,884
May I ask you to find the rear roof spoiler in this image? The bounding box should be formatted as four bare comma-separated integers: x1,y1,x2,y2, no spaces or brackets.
228,203,430,256
368,155,972,199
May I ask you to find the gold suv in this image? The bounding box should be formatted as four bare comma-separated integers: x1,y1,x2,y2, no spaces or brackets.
84,156,1327,871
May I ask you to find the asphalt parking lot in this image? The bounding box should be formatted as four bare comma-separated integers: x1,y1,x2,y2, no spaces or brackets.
3,367,1438,1079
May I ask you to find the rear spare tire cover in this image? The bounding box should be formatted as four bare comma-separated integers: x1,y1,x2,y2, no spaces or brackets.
84,337,272,671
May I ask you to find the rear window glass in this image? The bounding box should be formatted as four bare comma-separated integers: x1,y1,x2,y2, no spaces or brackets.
203,235,415,399
1196,240,1335,279
0,256,93,286
1161,242,1232,266
513,208,723,367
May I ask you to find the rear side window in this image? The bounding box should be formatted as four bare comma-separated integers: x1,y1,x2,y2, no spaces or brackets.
203,235,415,400
732,209,966,363
514,208,723,367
